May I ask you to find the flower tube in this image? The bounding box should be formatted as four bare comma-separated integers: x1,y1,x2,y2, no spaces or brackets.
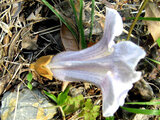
30,7,146,117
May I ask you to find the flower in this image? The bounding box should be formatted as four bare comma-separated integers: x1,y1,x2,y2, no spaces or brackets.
30,8,146,117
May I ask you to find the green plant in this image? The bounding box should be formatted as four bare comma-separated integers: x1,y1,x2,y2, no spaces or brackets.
126,17,160,21
43,86,69,105
41,0,77,39
121,100,160,115
127,0,149,40
43,87,100,119
78,99,100,119
105,116,114,120
121,107,160,115
157,37,160,48
42,0,88,49
147,57,160,65
27,72,33,90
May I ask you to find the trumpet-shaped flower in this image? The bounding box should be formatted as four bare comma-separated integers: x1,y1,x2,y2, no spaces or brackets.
30,8,146,117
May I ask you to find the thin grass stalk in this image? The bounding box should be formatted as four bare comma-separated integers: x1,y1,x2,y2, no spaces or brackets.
69,0,80,45
89,0,95,41
79,0,87,49
126,17,160,21
125,101,160,105
69,0,79,27
146,57,160,64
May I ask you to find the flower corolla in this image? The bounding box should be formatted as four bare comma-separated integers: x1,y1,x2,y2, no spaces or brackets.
31,7,146,117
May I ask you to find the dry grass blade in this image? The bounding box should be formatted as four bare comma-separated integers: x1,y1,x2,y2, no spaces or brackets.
0,21,12,37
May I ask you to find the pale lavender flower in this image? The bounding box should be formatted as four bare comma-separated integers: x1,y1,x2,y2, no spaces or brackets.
46,8,146,117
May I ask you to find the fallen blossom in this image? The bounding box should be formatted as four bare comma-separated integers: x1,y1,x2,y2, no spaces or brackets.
30,7,146,117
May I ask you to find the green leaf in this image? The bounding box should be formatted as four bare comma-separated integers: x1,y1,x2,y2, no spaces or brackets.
78,98,100,120
27,83,33,90
57,86,70,105
157,38,160,48
125,101,160,105
147,57,160,64
84,99,92,109
27,72,32,82
63,95,84,114
43,90,57,103
121,107,160,115
105,116,114,120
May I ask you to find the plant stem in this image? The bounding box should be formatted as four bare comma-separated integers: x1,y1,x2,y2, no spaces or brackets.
127,0,149,40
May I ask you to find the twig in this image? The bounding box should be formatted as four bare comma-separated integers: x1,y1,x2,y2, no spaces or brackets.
13,83,21,120
59,106,66,120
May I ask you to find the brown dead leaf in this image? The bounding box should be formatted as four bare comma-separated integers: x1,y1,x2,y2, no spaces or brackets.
145,2,160,41
21,27,38,50
60,23,79,51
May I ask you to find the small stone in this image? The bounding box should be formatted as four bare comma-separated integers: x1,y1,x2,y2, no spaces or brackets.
130,79,154,101
1,88,57,120
69,87,85,97
133,112,154,120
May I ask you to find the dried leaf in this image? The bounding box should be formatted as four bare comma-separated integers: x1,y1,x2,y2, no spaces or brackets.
0,21,12,37
145,2,160,41
60,23,79,51
22,35,38,50
11,2,22,18
100,0,115,8
3,35,10,56
62,81,70,91
27,6,42,21
0,77,10,95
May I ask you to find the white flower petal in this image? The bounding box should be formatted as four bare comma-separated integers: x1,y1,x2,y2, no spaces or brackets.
112,41,146,69
102,7,123,48
101,69,141,117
